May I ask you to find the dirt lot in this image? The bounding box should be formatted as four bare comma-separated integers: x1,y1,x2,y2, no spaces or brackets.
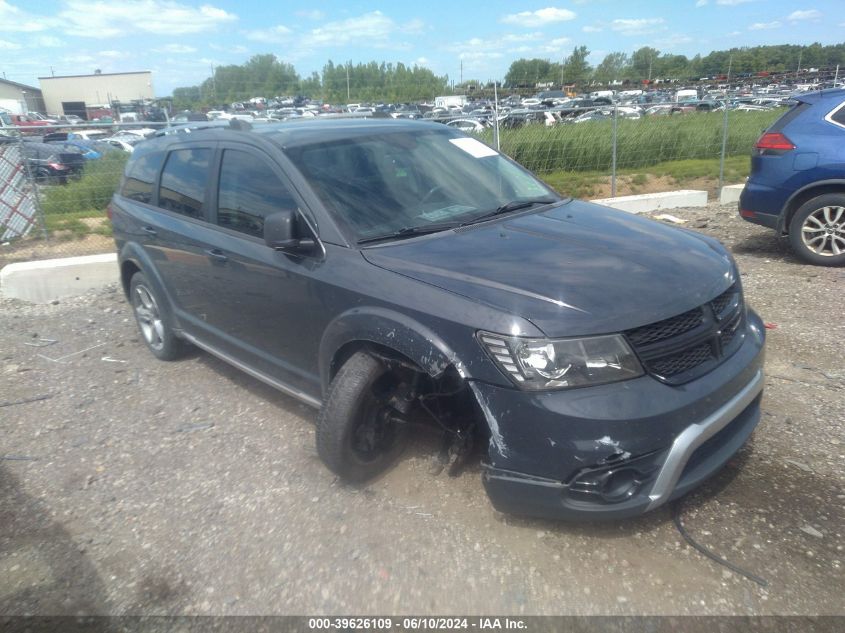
1,202,843,616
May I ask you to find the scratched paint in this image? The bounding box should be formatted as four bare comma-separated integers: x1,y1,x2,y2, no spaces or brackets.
468,382,508,458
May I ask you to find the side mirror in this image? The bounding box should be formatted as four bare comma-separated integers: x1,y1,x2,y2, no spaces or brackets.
264,209,316,253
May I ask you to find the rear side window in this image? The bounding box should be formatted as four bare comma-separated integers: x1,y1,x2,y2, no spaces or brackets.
158,148,212,219
829,101,845,127
768,101,811,132
121,151,164,204
216,149,297,238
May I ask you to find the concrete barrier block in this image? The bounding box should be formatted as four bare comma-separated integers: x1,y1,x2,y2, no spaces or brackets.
720,183,745,205
591,190,708,214
1,253,118,303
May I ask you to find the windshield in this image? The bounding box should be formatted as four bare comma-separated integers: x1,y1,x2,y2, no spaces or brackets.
285,128,560,241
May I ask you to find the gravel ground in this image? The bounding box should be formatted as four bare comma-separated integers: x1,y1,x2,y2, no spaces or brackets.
1,202,843,616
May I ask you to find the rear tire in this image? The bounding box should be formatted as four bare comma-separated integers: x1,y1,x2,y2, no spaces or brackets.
316,351,409,482
788,194,845,266
129,272,186,361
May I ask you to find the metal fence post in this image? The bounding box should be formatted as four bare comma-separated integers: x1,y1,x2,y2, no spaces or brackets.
718,55,733,194
718,104,729,193
493,81,500,151
611,104,618,197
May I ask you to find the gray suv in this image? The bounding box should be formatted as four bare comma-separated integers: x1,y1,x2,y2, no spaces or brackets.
110,119,765,520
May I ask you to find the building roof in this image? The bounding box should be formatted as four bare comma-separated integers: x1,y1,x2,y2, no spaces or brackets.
0,78,42,93
38,71,152,80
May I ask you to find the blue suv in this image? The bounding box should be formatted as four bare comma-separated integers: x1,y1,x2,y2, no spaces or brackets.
739,88,845,266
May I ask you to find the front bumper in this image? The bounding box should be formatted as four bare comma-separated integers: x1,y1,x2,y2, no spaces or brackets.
475,310,766,520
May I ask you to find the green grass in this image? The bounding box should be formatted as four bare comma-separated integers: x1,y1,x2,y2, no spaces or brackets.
540,155,753,199
42,209,110,240
483,110,779,175
41,152,128,217
647,155,749,183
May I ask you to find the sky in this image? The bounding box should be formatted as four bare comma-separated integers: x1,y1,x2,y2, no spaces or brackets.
1,0,844,96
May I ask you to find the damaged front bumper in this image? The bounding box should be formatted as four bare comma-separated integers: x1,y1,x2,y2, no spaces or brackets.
475,310,766,520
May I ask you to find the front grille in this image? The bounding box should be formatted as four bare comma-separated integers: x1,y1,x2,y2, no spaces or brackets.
625,284,744,384
626,308,703,347
711,289,733,316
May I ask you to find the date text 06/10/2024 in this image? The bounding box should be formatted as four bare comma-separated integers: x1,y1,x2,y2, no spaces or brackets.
307,617,528,630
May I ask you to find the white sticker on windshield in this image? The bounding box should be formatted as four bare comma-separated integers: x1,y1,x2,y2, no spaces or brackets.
449,137,498,158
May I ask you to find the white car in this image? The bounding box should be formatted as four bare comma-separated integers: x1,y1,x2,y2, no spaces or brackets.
444,118,486,133
68,129,111,141
102,137,136,153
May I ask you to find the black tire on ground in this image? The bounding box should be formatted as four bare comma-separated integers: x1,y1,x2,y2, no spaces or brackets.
316,351,409,482
129,272,186,361
788,193,845,267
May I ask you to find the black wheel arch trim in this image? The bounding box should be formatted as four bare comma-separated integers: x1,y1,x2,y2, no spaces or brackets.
118,243,179,328
318,307,465,396
780,179,845,233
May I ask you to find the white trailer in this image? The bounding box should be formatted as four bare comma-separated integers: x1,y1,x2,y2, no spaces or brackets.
434,95,468,109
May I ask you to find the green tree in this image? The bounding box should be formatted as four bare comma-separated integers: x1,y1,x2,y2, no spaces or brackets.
593,52,628,85
629,47,661,80
504,58,554,88
561,46,591,86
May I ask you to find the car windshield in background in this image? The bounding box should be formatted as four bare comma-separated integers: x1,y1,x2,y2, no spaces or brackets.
284,129,560,242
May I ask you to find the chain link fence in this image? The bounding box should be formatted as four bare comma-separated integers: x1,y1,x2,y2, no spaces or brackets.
0,108,780,267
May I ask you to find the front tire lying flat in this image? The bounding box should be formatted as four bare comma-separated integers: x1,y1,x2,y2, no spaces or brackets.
317,351,409,482
129,272,186,361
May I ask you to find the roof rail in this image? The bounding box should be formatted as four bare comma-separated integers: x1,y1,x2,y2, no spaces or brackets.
152,118,252,137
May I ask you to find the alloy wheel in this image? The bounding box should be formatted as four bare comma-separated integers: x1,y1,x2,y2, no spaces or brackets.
133,285,165,351
801,205,845,257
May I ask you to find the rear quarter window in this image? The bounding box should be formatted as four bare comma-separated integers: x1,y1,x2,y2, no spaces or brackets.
828,101,845,128
121,151,165,204
158,148,212,219
768,101,811,132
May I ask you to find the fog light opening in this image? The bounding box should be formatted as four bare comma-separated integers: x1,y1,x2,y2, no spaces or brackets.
601,468,642,502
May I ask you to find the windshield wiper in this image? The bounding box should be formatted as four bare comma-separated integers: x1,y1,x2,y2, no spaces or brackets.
357,222,462,245
464,197,558,225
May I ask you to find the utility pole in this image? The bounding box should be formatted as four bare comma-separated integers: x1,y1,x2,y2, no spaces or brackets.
835,64,840,87
210,64,216,101
460,60,463,86
346,62,350,101
797,50,802,75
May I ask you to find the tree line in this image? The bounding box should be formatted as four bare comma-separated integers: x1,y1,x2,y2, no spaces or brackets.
507,42,845,88
171,55,449,109
170,42,845,109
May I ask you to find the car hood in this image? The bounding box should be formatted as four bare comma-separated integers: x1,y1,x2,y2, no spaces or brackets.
362,200,736,337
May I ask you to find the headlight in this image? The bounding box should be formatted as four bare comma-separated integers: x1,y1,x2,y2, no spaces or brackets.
479,331,644,391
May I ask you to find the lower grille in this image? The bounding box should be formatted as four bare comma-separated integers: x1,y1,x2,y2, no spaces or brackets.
649,343,714,377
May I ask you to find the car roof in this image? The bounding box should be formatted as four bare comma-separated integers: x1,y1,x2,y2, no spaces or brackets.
793,87,845,105
140,118,452,154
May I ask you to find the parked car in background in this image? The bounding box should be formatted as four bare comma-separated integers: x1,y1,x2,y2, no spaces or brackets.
56,114,84,125
172,111,208,123
21,141,85,183
8,113,51,133
69,129,112,142
47,139,103,160
740,88,845,266
444,118,487,133
111,119,765,520
101,137,136,153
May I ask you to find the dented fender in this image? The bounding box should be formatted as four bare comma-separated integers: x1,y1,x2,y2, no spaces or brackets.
318,306,470,395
